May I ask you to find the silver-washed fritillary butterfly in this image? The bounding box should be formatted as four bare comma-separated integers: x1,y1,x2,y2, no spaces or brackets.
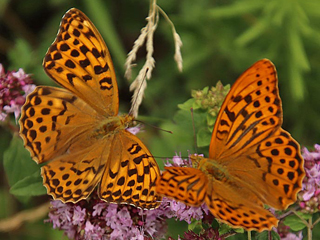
156,59,305,231
19,8,161,209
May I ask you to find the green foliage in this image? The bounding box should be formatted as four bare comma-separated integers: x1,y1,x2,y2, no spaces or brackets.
284,212,312,231
3,135,39,188
177,83,230,148
255,230,280,240
167,218,188,239
10,170,46,197
7,39,33,70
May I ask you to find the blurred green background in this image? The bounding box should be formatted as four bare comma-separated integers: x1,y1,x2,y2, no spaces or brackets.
1,0,319,239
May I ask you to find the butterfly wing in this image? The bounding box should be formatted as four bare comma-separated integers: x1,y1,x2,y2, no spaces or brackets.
19,86,101,163
43,8,118,116
155,160,278,231
208,59,304,210
100,130,162,209
41,139,109,203
204,178,278,232
19,86,108,202
156,166,208,206
20,86,161,206
209,59,281,160
226,128,304,210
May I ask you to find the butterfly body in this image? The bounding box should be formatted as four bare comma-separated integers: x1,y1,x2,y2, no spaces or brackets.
92,114,134,139
156,59,305,231
19,8,161,209
192,155,228,182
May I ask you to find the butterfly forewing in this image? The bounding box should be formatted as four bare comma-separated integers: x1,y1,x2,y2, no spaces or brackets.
209,59,282,160
19,86,101,163
43,8,118,116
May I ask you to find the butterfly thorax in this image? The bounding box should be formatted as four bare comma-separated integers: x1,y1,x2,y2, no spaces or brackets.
92,114,134,139
191,154,228,183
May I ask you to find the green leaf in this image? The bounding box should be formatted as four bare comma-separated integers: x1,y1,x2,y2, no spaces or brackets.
207,114,217,127
173,109,194,128
207,1,264,18
255,230,280,240
3,134,39,188
218,223,241,235
283,212,310,231
197,127,212,147
10,170,46,196
178,98,195,110
188,219,203,233
166,218,188,239
174,109,207,131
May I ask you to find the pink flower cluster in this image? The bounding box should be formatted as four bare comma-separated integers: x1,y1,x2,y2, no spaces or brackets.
298,144,320,213
276,223,303,240
47,193,168,240
0,64,35,121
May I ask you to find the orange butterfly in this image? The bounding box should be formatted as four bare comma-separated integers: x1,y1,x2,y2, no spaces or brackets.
156,59,305,231
19,8,161,209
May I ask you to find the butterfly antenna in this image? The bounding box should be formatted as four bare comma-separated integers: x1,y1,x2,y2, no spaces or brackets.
134,119,173,134
191,108,198,153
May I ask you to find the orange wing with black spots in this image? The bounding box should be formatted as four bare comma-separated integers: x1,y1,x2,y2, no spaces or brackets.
156,59,305,231
43,8,118,116
19,8,161,209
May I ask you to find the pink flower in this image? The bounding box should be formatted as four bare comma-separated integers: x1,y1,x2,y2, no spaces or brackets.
281,232,303,240
127,125,142,135
298,144,320,213
84,221,105,240
0,64,35,121
72,206,86,225
46,192,169,240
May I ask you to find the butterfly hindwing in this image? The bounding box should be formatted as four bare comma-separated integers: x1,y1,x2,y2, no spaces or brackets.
226,128,304,210
156,166,208,206
41,140,109,203
205,193,278,231
100,130,162,209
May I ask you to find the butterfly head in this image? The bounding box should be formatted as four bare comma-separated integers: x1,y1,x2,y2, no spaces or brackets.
120,114,135,128
189,153,204,169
